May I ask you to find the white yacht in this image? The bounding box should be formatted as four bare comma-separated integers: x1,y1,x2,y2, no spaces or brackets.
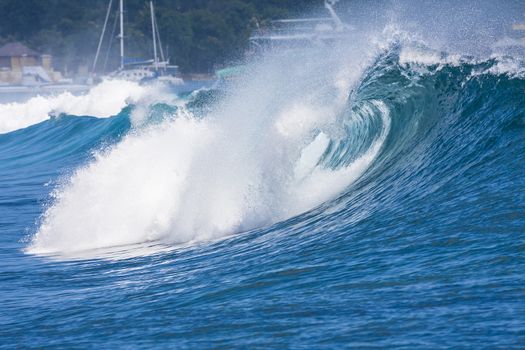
249,0,351,53
215,0,351,83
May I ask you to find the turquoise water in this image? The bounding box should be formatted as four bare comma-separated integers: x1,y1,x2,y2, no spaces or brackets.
1,42,524,348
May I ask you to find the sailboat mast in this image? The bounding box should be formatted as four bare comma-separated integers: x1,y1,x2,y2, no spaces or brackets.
324,0,345,32
150,1,158,69
119,0,124,69
92,0,113,74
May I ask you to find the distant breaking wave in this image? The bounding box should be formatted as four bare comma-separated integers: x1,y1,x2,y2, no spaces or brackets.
0,80,178,134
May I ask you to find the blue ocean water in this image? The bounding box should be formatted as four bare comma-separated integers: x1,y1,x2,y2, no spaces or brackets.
1,43,524,348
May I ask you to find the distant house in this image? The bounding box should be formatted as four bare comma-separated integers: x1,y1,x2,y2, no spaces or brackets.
0,42,62,85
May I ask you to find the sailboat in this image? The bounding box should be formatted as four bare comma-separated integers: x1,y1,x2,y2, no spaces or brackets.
92,0,183,85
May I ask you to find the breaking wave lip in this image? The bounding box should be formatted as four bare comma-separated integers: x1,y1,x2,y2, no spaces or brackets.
0,79,176,134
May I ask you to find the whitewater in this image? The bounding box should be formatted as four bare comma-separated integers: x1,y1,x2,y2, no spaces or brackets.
2,9,525,349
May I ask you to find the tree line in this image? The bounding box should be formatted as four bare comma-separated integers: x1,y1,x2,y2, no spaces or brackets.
0,0,324,74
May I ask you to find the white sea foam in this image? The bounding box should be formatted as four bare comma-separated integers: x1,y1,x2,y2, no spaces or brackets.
486,55,525,79
0,79,174,134
27,48,391,257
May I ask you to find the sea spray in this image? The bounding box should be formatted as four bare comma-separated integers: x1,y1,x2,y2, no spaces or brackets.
27,45,392,255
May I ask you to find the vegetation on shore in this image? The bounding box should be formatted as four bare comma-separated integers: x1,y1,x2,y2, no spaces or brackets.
0,0,325,74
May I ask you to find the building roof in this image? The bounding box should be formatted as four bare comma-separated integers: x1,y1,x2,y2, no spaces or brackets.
0,42,40,57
